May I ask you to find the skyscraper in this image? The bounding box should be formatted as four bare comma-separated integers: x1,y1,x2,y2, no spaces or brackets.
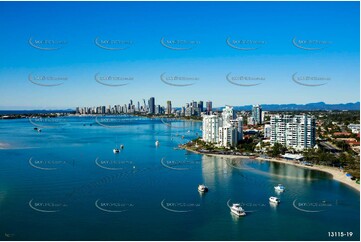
198,101,204,112
206,101,212,115
166,101,172,115
192,101,197,108
252,105,262,125
148,97,155,114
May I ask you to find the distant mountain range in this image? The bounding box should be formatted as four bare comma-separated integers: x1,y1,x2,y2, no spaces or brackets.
215,102,360,111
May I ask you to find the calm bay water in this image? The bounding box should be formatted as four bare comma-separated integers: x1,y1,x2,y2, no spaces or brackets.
0,116,359,241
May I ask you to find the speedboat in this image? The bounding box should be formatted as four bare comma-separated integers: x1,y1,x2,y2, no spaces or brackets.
230,203,246,216
198,184,208,192
38,129,42,132
155,140,159,146
120,144,124,149
274,184,285,192
269,196,280,204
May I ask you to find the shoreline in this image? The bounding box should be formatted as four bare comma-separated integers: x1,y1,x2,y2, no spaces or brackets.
184,147,360,192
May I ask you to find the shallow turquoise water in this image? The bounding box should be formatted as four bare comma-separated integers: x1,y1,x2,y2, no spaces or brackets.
0,116,359,240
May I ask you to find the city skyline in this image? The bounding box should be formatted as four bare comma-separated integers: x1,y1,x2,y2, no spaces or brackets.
0,1,359,109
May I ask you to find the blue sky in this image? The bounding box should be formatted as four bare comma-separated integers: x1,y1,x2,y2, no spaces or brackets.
0,1,359,109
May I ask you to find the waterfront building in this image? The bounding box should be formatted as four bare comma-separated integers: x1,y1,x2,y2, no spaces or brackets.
148,97,155,114
198,101,204,112
155,105,161,114
218,124,238,147
270,114,316,150
202,105,243,148
166,101,172,115
185,107,192,117
181,107,185,116
202,115,222,143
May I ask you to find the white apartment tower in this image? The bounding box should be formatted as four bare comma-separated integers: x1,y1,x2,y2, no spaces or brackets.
202,105,243,148
202,115,222,143
270,114,316,150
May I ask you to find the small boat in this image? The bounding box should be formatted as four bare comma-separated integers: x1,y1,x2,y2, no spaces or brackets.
269,196,280,204
274,184,285,192
155,140,159,146
113,145,123,154
33,127,38,130
230,203,246,216
38,129,42,132
198,184,208,192
120,144,124,149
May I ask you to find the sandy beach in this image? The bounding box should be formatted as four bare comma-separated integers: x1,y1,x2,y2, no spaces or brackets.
185,148,360,192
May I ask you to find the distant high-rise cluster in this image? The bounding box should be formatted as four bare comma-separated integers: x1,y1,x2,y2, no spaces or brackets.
180,100,206,117
75,98,212,117
202,105,243,148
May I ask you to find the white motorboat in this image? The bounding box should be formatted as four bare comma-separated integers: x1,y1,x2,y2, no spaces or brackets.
274,184,285,192
269,196,280,204
230,203,246,216
113,148,120,154
155,140,159,146
198,184,208,192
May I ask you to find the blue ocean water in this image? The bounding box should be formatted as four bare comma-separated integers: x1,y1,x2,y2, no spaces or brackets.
0,116,359,241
